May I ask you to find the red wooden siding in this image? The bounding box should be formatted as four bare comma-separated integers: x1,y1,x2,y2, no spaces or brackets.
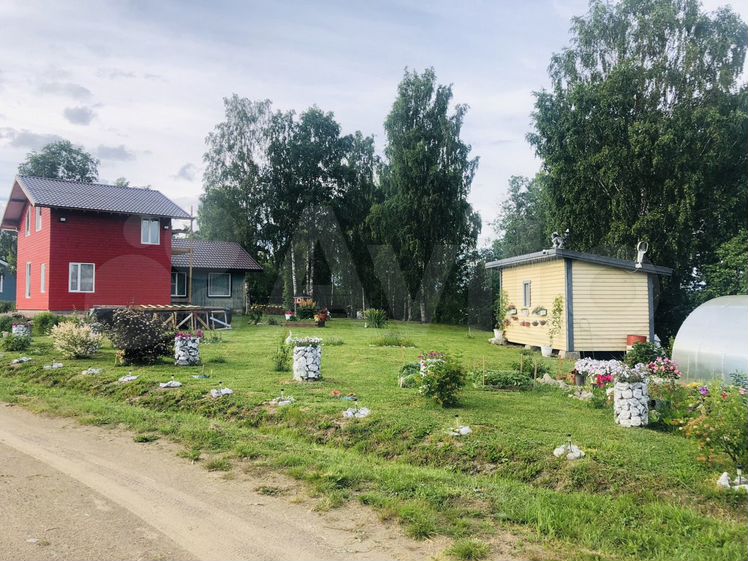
17,205,173,312
16,204,51,310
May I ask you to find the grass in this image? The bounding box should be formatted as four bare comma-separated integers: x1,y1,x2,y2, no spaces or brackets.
447,539,491,560
370,330,415,347
0,319,745,561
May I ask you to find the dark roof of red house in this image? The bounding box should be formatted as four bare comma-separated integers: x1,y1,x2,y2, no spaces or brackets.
1,176,190,229
172,239,263,271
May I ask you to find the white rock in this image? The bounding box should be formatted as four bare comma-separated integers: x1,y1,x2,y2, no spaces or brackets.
160,380,183,388
717,472,732,488
118,375,138,383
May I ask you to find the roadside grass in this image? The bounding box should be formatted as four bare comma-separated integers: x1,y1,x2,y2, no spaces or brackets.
0,319,746,561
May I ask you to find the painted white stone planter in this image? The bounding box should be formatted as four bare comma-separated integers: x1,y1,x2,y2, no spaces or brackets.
12,324,31,338
175,336,201,366
293,345,322,381
614,382,649,427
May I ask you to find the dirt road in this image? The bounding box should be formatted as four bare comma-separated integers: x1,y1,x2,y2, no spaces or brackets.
0,403,449,561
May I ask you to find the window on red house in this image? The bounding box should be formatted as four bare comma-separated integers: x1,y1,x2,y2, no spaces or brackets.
141,218,161,245
69,263,95,293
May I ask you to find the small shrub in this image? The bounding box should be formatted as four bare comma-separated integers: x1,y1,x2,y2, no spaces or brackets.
272,334,291,371
267,316,279,326
50,322,102,359
108,308,174,365
2,333,31,352
625,341,665,367
371,331,414,347
472,369,532,390
205,458,232,472
363,308,388,328
447,539,490,561
419,353,466,407
297,299,317,320
33,312,61,335
512,349,549,376
0,315,13,333
399,363,421,388
247,304,263,325
684,382,748,467
0,301,15,313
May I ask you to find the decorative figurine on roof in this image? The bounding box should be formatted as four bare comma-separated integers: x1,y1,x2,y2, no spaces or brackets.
550,229,570,249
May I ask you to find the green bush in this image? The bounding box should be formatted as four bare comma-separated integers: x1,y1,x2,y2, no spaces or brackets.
298,304,316,320
272,334,291,371
2,333,31,352
0,301,14,313
399,363,421,388
371,331,414,347
625,341,665,367
419,353,466,407
0,316,12,333
108,308,174,365
50,322,102,359
363,308,388,328
512,349,549,376
33,312,61,335
472,369,532,390
247,304,263,325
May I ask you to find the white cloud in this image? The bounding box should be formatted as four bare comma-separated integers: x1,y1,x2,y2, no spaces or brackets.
63,106,96,125
0,127,62,149
173,163,198,181
97,144,135,161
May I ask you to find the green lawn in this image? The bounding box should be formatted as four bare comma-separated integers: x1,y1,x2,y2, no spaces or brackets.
1,319,745,561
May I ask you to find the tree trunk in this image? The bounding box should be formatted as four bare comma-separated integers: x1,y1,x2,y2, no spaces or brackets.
309,243,315,299
419,292,427,324
291,247,297,313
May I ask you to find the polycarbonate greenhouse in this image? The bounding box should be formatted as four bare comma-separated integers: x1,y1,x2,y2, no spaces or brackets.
672,295,748,382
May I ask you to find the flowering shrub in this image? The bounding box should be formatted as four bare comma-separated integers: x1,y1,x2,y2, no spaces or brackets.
419,353,466,407
50,322,101,358
285,336,322,347
247,304,263,325
574,359,629,387
647,357,682,381
617,363,649,383
175,330,203,341
684,382,748,467
624,341,665,367
297,299,317,319
108,308,174,365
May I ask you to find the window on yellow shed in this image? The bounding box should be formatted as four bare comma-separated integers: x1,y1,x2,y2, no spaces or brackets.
523,281,531,307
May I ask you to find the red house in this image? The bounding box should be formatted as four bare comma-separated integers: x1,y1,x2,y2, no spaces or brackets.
1,176,190,313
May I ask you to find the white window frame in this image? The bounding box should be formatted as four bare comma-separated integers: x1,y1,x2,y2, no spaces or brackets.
35,206,42,231
25,262,31,298
207,272,232,298
40,263,46,293
0,273,4,293
141,217,161,245
523,281,532,308
25,207,31,236
69,262,96,293
171,271,187,297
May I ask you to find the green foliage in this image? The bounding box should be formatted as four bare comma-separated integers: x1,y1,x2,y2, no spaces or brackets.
446,539,490,561
512,349,550,376
363,308,388,328
369,67,480,323
492,175,550,259
18,139,99,182
297,303,316,320
50,322,102,359
271,334,291,371
371,331,414,347
2,333,31,351
472,369,532,390
685,383,748,468
0,315,13,333
698,229,748,303
419,353,466,407
108,309,173,365
528,0,748,338
33,312,61,335
247,304,263,325
323,337,344,346
625,342,666,367
398,363,421,388
494,289,510,330
548,295,563,346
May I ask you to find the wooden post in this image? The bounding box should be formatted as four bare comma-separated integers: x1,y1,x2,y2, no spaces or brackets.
188,205,194,305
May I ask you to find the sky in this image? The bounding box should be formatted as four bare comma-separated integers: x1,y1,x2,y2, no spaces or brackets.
0,0,746,246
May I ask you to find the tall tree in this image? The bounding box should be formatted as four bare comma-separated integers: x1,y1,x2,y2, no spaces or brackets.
371,68,480,322
492,175,550,259
528,0,748,337
18,140,99,182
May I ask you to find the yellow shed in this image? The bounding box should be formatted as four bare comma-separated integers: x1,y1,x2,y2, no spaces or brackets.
486,249,672,356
